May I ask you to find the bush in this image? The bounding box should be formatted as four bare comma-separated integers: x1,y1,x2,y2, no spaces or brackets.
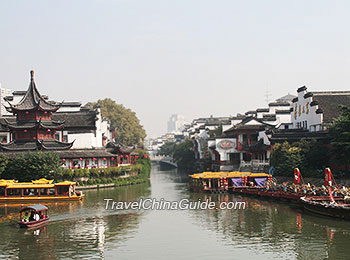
270,140,329,177
3,151,62,182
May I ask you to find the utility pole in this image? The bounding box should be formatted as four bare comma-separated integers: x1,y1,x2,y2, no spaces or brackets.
265,85,271,105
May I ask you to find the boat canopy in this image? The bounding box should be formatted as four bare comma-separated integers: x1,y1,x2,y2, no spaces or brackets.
0,179,76,188
55,181,76,186
20,204,48,213
32,178,53,184
189,171,272,179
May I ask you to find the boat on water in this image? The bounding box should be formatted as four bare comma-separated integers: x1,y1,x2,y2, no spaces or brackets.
301,196,350,220
0,178,84,202
18,204,49,228
189,171,272,193
300,168,350,220
188,168,343,203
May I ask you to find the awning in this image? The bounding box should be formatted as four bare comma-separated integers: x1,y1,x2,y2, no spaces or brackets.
231,178,243,187
20,204,48,213
254,177,267,187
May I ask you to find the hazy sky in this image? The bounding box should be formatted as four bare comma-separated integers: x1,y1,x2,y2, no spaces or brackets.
0,0,349,138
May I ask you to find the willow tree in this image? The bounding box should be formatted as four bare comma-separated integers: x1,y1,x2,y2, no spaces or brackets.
86,98,146,146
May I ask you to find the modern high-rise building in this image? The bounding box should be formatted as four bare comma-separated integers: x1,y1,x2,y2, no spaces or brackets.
167,114,186,133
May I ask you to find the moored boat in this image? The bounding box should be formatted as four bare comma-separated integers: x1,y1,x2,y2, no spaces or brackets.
18,204,50,228
301,168,350,219
301,196,350,220
189,171,272,193
0,178,84,202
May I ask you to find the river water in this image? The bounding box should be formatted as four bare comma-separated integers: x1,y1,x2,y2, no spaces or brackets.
1,164,350,259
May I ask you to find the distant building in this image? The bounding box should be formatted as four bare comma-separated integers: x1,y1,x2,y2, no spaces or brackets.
0,84,13,116
291,86,350,132
270,86,350,144
167,114,186,133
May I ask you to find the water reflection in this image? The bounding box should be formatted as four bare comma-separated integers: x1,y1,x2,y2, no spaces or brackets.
187,187,350,259
1,166,350,259
0,182,151,259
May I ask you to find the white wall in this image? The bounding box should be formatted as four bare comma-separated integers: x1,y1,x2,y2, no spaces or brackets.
291,89,323,131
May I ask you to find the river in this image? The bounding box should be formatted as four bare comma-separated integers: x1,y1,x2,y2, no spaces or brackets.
1,164,350,259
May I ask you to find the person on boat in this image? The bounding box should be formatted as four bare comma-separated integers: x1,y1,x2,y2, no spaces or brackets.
29,211,35,222
40,212,47,219
22,212,30,222
34,213,40,221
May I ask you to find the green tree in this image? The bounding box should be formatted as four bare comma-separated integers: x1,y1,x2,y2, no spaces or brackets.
158,141,176,156
329,105,350,172
87,98,146,146
270,139,330,176
173,139,196,171
0,154,8,177
270,142,302,176
3,152,62,182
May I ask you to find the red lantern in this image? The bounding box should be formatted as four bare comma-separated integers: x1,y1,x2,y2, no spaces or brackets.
62,159,66,162
125,155,128,158
120,155,123,158
111,157,115,160
135,156,139,158
103,158,106,160
25,111,29,114
47,129,51,132
144,154,148,158
79,158,83,161
92,158,96,161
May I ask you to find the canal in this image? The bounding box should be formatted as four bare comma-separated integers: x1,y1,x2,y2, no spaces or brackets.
1,164,350,259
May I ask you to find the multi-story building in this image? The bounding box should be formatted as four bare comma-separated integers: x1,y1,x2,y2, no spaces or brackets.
167,114,186,133
206,94,295,172
0,71,135,169
270,86,350,144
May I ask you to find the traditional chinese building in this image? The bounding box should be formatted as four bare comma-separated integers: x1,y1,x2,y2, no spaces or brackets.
270,86,350,144
0,71,136,169
0,71,74,151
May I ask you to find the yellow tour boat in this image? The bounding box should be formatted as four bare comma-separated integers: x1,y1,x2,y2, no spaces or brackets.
0,178,84,202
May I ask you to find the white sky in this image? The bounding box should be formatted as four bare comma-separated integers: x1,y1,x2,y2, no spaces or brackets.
0,0,349,138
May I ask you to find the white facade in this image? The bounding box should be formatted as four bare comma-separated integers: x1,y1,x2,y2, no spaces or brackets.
0,86,13,116
291,87,323,131
68,108,112,149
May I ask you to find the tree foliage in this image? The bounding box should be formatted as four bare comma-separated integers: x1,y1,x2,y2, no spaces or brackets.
158,141,176,156
2,152,62,182
270,140,329,176
87,98,146,146
270,142,302,176
329,105,350,172
172,139,196,171
0,154,8,176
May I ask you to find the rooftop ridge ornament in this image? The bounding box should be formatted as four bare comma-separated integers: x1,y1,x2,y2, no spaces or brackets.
30,70,34,81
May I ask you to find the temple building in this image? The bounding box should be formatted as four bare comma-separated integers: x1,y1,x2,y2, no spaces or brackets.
0,71,136,169
0,71,74,151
